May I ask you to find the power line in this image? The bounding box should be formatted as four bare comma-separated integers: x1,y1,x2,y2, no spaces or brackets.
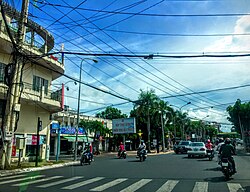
161,83,250,99
29,0,242,111
35,1,250,17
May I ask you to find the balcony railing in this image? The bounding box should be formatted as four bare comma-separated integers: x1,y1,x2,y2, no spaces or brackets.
22,82,62,102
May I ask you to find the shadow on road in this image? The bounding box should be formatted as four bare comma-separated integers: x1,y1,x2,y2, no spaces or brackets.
204,167,221,172
127,160,142,163
204,176,233,183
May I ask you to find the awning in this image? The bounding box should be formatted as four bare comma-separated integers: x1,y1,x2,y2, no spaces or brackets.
63,136,93,143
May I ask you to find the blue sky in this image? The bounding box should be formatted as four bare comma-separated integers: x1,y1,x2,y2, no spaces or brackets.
13,0,250,131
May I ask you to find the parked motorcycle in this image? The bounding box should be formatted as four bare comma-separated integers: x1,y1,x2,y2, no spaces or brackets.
207,149,214,161
118,150,127,159
80,152,91,165
137,149,147,162
221,157,233,180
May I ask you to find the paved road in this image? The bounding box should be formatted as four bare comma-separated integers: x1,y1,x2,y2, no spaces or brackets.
0,151,249,192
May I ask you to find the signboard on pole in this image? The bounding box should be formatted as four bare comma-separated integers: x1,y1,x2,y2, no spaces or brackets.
112,118,136,134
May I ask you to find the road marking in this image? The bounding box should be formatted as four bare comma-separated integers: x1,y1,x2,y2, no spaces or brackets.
156,180,179,192
37,176,83,188
90,178,127,191
62,177,105,190
12,176,63,186
227,183,245,192
192,182,208,192
120,179,152,192
0,174,25,180
0,175,45,185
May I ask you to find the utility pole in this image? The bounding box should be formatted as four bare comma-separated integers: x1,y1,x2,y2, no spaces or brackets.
1,0,29,169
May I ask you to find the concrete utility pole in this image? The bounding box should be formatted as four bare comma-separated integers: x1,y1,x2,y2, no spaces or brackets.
1,0,29,169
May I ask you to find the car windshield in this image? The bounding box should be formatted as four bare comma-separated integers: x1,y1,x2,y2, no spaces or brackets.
180,141,190,145
191,143,204,147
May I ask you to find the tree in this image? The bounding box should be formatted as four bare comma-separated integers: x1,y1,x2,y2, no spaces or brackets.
96,106,127,119
133,89,160,151
79,120,111,153
227,99,250,152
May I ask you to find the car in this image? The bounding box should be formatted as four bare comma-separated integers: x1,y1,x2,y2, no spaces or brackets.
174,140,191,154
236,138,243,145
187,142,207,158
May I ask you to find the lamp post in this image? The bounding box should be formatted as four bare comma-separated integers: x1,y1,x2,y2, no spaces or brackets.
159,111,166,152
74,58,98,161
201,115,209,140
179,102,191,140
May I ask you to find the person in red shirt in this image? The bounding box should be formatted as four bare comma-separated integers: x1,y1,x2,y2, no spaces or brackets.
118,142,125,157
205,139,213,150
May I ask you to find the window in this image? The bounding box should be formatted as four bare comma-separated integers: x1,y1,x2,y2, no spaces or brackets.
32,75,48,94
0,63,6,83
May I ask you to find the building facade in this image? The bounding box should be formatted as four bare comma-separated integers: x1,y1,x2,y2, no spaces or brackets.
0,2,64,163
51,108,112,157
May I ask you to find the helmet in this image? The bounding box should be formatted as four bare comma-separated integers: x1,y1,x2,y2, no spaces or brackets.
225,138,231,144
219,138,224,143
207,139,211,143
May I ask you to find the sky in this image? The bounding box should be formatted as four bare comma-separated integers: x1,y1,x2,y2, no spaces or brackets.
12,0,250,132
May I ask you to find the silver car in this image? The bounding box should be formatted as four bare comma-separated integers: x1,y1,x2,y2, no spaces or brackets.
187,142,207,158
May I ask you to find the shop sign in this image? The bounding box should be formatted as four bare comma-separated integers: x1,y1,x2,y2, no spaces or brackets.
26,135,44,145
60,127,85,135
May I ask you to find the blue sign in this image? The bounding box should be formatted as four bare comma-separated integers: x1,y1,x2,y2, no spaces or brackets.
51,123,60,129
60,127,86,135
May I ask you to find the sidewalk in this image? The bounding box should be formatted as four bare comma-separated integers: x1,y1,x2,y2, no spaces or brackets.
0,150,174,177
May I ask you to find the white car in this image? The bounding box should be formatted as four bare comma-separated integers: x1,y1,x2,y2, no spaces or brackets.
187,142,207,158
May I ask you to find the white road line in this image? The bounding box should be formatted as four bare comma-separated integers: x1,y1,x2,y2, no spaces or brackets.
37,176,83,188
0,175,45,185
192,182,208,192
120,179,152,192
90,178,127,191
156,180,179,192
227,183,245,192
0,174,25,180
12,176,63,186
62,177,105,190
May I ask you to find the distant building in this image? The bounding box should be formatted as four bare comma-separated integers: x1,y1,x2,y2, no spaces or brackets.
51,107,112,155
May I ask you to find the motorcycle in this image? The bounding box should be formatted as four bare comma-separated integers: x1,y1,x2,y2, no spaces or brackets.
118,150,127,159
80,152,91,165
207,149,214,161
137,149,147,162
221,157,233,180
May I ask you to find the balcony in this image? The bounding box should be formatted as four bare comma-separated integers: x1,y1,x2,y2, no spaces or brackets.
21,82,63,112
0,2,64,80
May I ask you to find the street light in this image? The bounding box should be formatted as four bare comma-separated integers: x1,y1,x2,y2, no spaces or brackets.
201,115,209,140
74,58,98,161
179,102,191,140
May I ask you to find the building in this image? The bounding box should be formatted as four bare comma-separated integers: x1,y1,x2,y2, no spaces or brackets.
51,107,112,157
0,2,64,163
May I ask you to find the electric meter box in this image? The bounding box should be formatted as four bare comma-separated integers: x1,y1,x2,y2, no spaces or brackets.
16,137,25,149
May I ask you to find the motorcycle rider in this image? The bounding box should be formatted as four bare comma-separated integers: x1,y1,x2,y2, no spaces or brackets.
118,142,125,157
219,138,237,173
205,139,214,156
83,143,93,161
137,140,146,157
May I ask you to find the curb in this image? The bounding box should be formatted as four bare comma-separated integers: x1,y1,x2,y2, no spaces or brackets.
0,161,79,177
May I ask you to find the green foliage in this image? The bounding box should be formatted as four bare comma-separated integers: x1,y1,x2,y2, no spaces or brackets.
95,106,128,120
227,99,250,136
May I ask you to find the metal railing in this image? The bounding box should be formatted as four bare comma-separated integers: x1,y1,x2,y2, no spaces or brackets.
0,20,62,64
22,82,62,102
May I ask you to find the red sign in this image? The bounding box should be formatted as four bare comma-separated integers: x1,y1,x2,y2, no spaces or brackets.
12,146,16,156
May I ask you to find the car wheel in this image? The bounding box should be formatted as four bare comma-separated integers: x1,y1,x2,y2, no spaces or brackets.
188,154,191,158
